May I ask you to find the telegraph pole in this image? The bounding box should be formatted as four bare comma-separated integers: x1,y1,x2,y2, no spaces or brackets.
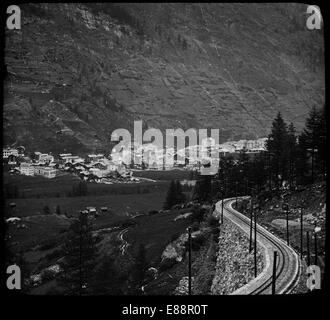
311,147,314,184
300,208,303,259
188,227,192,295
283,203,289,246
221,190,224,224
249,198,253,253
307,231,310,266
314,228,318,266
235,181,238,208
272,251,278,295
286,209,289,246
254,208,257,278
79,217,83,296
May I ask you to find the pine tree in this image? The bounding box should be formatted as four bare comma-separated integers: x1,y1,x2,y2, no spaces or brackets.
59,212,97,295
192,175,212,203
287,122,297,188
175,180,186,204
266,112,289,188
164,180,177,209
296,132,309,185
129,244,148,294
302,106,326,180
91,254,124,295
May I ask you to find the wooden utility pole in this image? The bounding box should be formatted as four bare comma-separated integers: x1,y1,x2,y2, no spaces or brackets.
249,199,253,253
268,152,272,192
283,202,289,246
300,208,303,259
286,210,289,246
79,218,83,296
314,231,318,266
272,251,278,295
307,231,310,266
188,227,192,295
221,192,224,224
254,209,257,278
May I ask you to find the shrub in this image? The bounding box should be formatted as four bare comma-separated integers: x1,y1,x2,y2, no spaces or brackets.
159,258,177,272
207,214,218,227
191,234,206,251
190,207,205,223
191,221,200,232
44,248,64,262
39,239,57,251
40,269,55,282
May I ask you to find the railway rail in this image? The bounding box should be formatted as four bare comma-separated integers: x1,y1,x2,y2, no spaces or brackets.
214,197,301,295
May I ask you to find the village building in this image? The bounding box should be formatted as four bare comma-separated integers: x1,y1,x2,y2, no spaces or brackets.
19,163,35,176
59,153,84,165
34,166,57,178
87,154,104,163
34,152,54,164
3,148,19,158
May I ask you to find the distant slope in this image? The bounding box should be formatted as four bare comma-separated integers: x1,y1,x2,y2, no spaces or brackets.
4,3,324,153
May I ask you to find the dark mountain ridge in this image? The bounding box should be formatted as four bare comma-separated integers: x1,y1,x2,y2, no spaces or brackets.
4,3,324,154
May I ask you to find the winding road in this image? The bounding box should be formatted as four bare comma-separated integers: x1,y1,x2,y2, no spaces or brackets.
118,228,130,255
214,197,301,294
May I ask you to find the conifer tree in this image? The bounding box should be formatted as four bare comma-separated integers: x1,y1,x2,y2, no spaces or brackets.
301,106,326,180
164,180,177,209
91,254,125,295
266,112,289,188
287,122,297,188
175,180,186,204
59,212,97,295
129,244,148,294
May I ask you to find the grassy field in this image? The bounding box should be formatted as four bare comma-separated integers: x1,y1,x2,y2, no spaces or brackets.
4,168,196,291
5,191,167,218
4,172,170,199
132,169,194,181
125,209,193,266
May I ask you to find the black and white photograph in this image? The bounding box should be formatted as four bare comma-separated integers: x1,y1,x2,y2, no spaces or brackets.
2,2,326,301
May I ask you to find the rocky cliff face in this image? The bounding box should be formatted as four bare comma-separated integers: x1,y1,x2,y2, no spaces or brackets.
4,3,324,154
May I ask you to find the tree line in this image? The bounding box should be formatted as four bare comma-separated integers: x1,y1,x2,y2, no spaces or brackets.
58,212,148,295
192,105,326,202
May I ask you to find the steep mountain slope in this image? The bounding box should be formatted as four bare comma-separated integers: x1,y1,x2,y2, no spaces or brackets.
4,3,324,154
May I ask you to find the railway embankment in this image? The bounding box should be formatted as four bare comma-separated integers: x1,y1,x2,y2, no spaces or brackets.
211,217,264,294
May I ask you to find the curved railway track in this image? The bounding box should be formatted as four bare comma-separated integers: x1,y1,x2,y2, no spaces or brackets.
214,197,301,295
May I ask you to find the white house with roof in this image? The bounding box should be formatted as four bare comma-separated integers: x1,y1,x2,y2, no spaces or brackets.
59,153,84,164
34,152,54,164
34,166,57,178
3,148,19,158
87,154,104,163
19,163,35,176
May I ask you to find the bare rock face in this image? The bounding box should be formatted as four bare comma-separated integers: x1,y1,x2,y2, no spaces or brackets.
4,3,324,153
